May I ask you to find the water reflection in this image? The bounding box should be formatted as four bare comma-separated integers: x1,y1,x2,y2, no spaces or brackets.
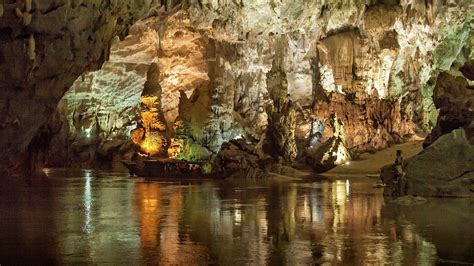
0,171,473,264
83,170,93,234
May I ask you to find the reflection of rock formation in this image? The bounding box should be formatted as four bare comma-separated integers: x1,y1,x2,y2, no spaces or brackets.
382,198,474,263
131,63,168,156
135,183,162,251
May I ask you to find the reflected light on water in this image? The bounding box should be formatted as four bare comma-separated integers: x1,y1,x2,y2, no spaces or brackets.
1,170,472,265
136,183,161,250
83,170,93,234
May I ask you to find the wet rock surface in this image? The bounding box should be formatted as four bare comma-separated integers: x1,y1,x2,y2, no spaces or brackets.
382,128,474,198
217,139,275,179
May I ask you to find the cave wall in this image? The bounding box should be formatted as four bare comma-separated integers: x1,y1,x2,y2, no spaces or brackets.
0,0,160,174
44,1,474,168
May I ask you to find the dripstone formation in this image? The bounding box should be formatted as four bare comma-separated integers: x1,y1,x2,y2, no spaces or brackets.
0,1,473,183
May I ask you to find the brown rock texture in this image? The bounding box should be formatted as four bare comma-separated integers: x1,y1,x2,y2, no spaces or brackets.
424,71,474,147
460,60,474,81
382,128,474,198
0,0,159,174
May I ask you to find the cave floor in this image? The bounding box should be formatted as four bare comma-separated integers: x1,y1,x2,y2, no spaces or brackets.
1,168,472,264
325,140,424,176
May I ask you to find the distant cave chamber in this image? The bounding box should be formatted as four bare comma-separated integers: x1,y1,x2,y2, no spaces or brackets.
0,1,472,179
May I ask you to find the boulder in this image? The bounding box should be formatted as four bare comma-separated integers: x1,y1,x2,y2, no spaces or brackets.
382,129,474,197
217,140,276,179
309,114,351,172
311,136,351,172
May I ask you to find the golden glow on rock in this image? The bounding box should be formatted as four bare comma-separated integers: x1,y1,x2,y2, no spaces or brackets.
132,94,168,156
141,131,167,155
167,138,184,158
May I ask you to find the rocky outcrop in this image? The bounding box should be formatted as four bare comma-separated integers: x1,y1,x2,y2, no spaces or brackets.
3,1,472,173
382,128,474,197
172,1,473,165
308,114,351,171
424,70,474,147
382,59,474,198
0,0,159,175
47,10,210,167
264,46,298,162
217,139,277,179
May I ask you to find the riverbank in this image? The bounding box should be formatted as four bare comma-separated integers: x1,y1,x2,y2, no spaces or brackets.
324,140,424,176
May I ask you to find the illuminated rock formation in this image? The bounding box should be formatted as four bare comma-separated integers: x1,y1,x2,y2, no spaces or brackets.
47,19,161,167
4,1,472,174
131,63,168,156
309,114,351,171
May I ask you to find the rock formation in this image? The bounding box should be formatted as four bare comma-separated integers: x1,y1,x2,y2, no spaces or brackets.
309,114,351,171
1,1,473,175
382,60,474,198
381,128,474,197
264,43,298,162
0,0,160,175
424,72,474,147
131,63,168,156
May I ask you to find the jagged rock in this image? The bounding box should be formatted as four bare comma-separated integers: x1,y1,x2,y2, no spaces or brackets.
424,71,474,147
97,139,128,157
265,45,298,162
217,139,276,179
131,63,169,156
2,1,473,172
309,114,351,171
382,129,474,198
0,0,160,174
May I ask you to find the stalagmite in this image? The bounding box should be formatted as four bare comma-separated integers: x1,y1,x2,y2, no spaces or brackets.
0,1,473,264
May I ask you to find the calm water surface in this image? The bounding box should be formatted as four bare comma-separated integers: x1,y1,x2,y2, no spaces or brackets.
0,169,472,265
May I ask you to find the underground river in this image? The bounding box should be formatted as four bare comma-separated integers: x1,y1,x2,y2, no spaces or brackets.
1,169,472,265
